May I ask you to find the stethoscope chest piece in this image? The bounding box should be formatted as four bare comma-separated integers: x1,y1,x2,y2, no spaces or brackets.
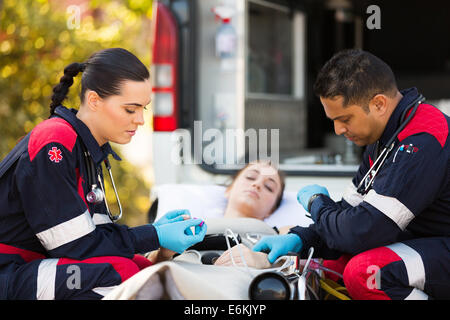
86,185,105,204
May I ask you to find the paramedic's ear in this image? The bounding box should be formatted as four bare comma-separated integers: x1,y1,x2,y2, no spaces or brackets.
85,90,102,111
370,94,388,116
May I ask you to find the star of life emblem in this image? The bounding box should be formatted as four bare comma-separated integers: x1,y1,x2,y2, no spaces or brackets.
48,147,63,163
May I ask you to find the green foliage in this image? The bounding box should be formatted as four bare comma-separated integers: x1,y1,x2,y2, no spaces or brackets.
0,0,153,226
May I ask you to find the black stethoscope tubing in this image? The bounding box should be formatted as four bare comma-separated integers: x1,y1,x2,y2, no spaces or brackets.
356,94,425,195
80,141,122,222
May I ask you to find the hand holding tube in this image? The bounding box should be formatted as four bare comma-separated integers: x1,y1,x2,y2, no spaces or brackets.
153,209,191,227
154,218,207,254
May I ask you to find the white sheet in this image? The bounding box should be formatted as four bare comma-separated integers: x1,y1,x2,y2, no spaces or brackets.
103,218,282,300
102,260,265,300
154,184,313,228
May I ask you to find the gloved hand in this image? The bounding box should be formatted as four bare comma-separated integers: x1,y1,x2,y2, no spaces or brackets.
153,209,190,227
252,234,303,264
297,184,329,212
154,218,207,254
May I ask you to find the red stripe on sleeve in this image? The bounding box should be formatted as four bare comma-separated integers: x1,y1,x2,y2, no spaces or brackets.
398,104,448,148
28,118,78,161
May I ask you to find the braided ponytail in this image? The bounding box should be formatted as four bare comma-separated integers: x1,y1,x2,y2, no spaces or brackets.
49,48,150,116
49,62,86,115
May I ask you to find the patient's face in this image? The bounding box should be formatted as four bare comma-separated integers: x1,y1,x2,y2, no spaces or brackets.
226,163,282,220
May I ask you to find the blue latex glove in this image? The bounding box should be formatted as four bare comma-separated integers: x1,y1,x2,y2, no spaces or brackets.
252,234,303,264
153,209,190,227
154,218,207,254
297,184,329,212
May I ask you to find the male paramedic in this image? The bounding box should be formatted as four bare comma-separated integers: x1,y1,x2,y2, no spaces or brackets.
253,49,450,300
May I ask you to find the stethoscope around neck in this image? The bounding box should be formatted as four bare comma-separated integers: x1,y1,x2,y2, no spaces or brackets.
356,93,425,195
81,142,122,222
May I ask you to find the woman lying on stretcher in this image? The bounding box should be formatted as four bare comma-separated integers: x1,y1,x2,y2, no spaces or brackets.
146,160,290,268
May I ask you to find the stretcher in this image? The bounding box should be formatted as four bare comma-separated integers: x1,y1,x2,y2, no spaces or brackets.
148,183,314,228
103,217,288,300
103,184,349,300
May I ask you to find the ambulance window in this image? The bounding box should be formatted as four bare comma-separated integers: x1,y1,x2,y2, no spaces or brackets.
247,1,293,96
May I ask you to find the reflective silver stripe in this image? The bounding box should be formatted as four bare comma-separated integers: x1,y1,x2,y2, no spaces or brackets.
405,288,429,300
342,183,364,207
92,213,112,225
387,242,426,291
364,190,415,230
36,209,96,250
36,259,58,300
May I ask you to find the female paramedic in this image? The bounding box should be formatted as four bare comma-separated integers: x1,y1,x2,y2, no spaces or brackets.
0,47,206,300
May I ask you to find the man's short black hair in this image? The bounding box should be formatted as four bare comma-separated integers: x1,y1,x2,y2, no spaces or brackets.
313,49,398,108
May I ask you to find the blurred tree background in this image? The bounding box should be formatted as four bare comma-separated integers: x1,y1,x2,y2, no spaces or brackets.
0,0,154,226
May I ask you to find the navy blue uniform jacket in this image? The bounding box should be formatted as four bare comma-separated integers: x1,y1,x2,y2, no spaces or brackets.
290,88,450,259
0,106,159,268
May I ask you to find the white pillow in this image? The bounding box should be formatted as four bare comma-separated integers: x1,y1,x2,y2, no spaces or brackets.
154,184,313,228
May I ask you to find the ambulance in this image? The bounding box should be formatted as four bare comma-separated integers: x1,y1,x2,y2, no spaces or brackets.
148,0,450,198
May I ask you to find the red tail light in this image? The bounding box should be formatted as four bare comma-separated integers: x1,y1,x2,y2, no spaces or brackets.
151,2,179,131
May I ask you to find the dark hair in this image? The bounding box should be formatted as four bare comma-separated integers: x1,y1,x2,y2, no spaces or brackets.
313,49,398,109
50,48,150,115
